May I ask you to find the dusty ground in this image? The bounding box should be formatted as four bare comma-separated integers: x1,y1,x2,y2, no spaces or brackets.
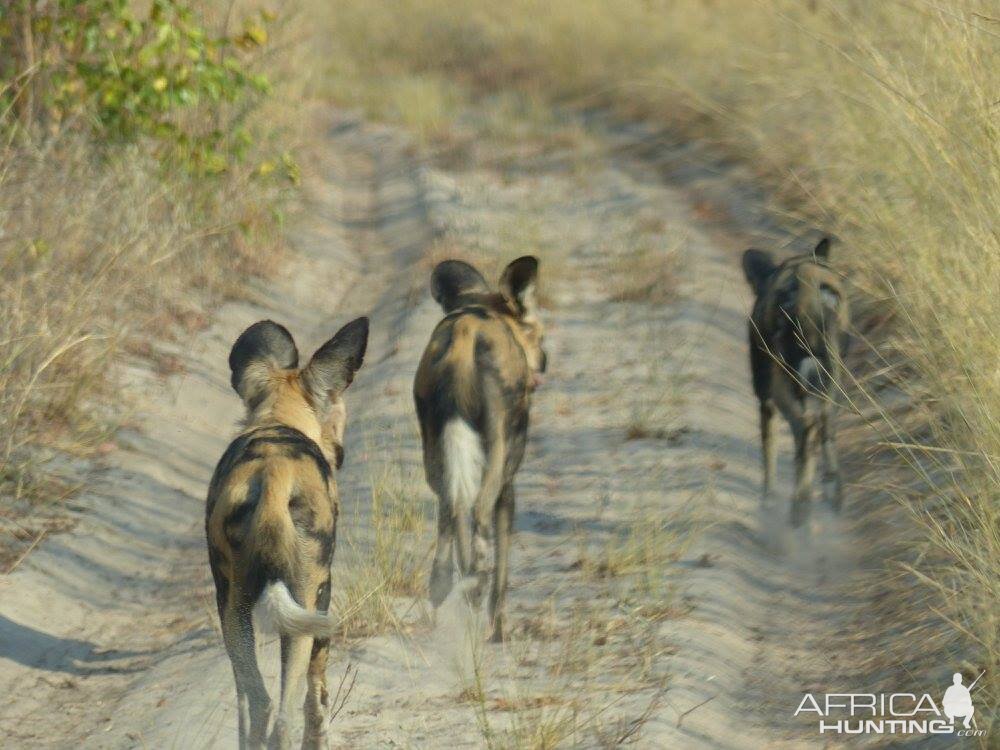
0,112,951,748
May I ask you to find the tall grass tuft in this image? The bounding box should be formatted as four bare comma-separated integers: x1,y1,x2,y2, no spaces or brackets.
0,137,282,497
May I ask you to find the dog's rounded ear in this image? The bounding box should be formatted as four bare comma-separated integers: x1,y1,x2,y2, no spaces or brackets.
741,249,777,295
229,320,299,402
813,236,832,260
431,260,490,313
499,255,540,317
302,317,369,403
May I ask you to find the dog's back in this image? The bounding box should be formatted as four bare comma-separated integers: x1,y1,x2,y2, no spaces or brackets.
414,299,532,510
206,423,336,622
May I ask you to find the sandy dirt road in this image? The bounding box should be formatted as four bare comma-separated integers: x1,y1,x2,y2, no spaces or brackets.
0,112,932,748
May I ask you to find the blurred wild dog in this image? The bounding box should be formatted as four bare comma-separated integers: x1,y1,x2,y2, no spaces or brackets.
742,238,849,525
206,317,368,750
414,257,546,642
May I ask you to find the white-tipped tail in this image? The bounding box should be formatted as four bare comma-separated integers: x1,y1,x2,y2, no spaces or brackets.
442,418,484,512
798,355,829,395
797,356,821,391
797,356,826,419
253,581,334,637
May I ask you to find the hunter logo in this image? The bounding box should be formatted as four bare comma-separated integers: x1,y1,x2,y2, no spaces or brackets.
794,671,986,738
942,673,978,731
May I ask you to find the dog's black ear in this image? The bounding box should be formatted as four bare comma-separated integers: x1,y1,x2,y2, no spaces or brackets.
430,260,491,313
499,255,540,318
229,320,299,403
741,249,777,295
302,317,369,403
813,236,832,260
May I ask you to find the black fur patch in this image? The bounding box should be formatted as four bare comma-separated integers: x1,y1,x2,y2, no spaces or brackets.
208,545,229,619
415,367,465,439
209,425,332,491
222,475,262,551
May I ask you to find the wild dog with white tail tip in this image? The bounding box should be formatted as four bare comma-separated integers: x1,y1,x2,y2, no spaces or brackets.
414,257,546,642
206,317,368,750
742,237,849,525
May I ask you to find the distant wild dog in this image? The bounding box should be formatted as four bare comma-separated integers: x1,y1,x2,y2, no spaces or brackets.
742,238,849,524
414,257,546,642
206,317,368,750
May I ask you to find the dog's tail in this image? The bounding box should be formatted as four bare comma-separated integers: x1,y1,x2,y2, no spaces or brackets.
797,279,844,403
797,355,825,414
797,355,826,396
442,417,485,515
252,580,336,637
440,417,488,573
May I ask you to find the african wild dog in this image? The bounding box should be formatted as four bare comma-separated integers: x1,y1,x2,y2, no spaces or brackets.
742,237,849,525
206,317,368,750
414,257,546,642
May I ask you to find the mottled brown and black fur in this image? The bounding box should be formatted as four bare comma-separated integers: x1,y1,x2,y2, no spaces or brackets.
206,317,368,750
414,257,546,642
742,238,849,525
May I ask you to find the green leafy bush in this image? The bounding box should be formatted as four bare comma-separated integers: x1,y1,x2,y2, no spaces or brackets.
1,0,275,173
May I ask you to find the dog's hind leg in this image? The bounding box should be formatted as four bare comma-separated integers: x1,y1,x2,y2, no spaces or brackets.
429,498,457,608
222,597,271,750
471,417,506,607
488,483,515,643
759,400,776,501
453,501,473,577
791,420,818,526
820,411,842,511
302,578,331,750
302,636,330,750
749,328,775,502
271,634,313,750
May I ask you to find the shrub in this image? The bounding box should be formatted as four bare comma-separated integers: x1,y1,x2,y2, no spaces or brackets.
1,0,274,172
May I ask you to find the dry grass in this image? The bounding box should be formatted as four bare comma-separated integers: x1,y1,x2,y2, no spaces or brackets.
622,326,686,443
0,131,285,504
0,1,329,522
459,499,699,748
333,440,433,639
366,447,433,600
319,0,1000,732
466,599,666,748
606,232,684,306
468,590,674,748
577,492,704,614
